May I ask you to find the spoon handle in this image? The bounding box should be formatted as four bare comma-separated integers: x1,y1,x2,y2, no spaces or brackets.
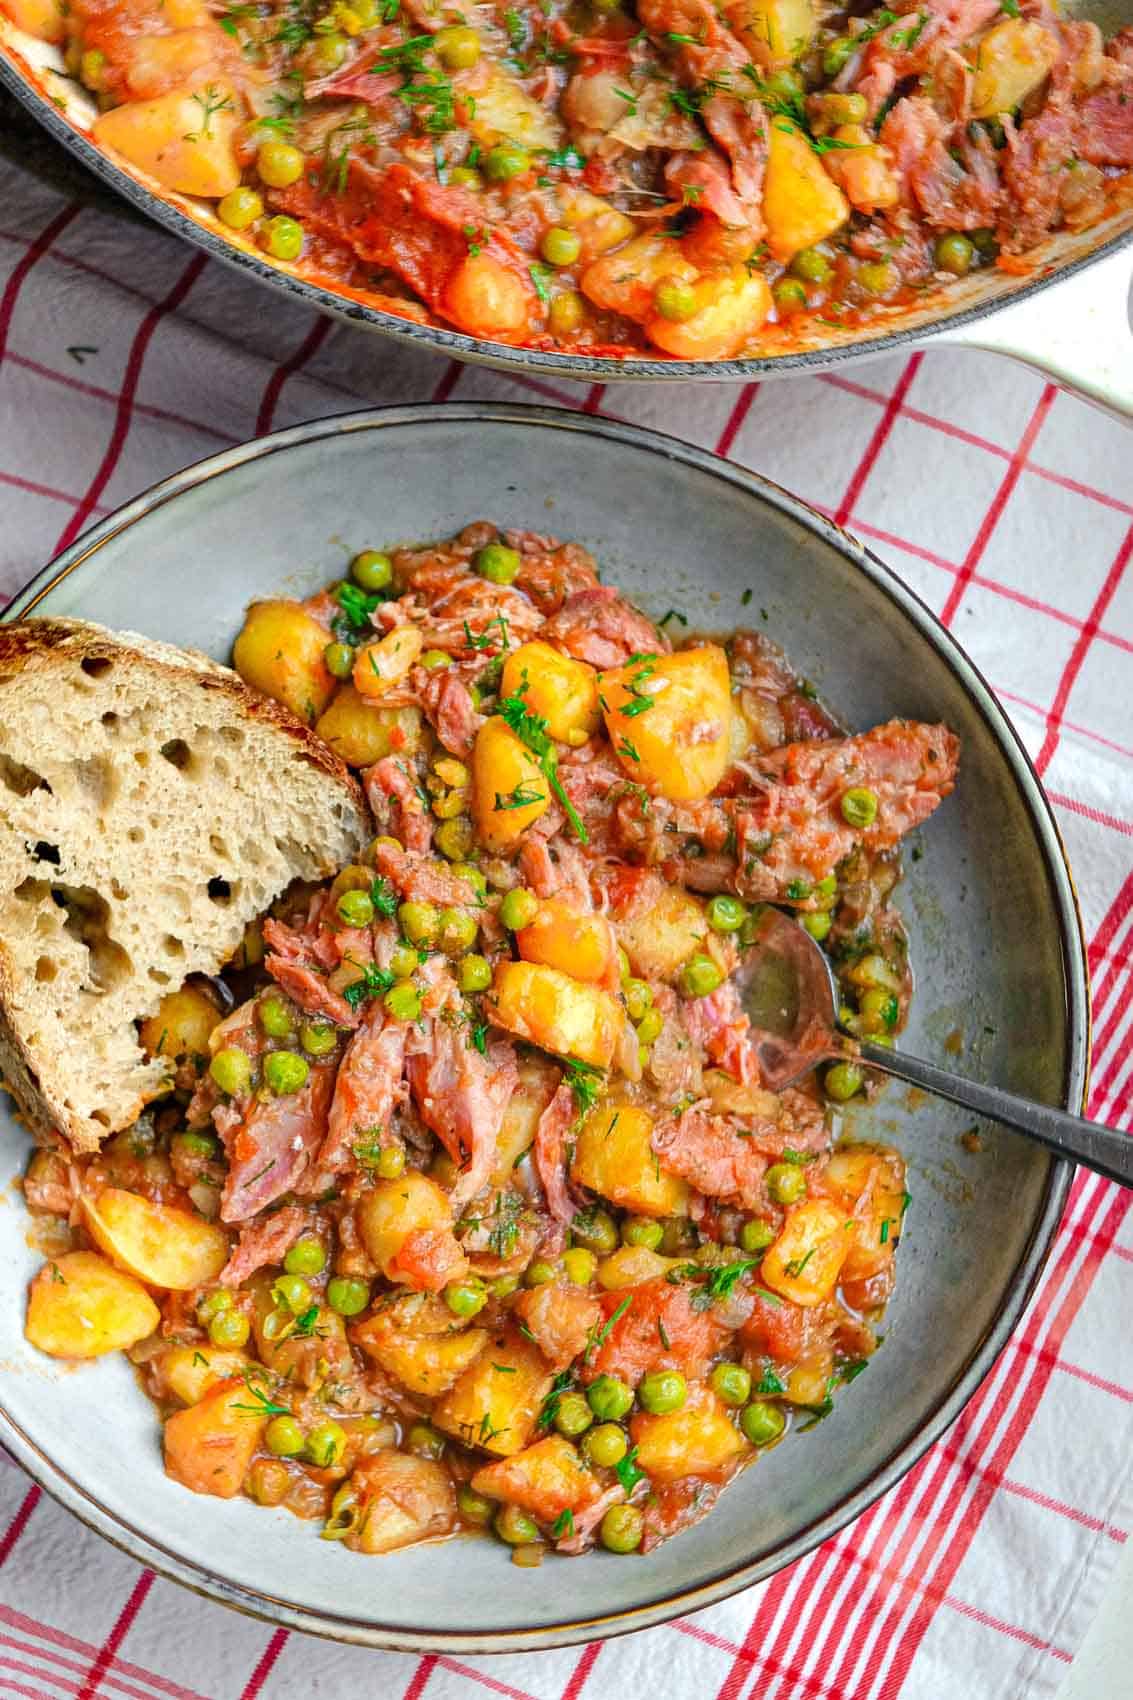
858,1042,1129,1187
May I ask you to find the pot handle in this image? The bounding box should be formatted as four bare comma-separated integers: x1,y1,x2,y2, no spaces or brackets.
932,245,1133,423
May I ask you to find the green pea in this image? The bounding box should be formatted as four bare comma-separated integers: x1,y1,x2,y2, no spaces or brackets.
489,1272,520,1298
858,260,895,296
741,1400,787,1447
495,1503,540,1545
583,1422,628,1467
273,1272,311,1312
738,904,769,947
707,895,747,933
483,143,530,182
711,1362,752,1407
209,1046,252,1096
554,1391,594,1438
258,996,294,1039
265,1415,305,1456
306,1420,347,1467
338,888,375,928
970,227,999,261
445,1277,488,1318
802,911,833,942
475,541,522,583
218,186,264,231
859,988,899,1032
739,1217,776,1254
327,1276,371,1316
324,641,354,679
934,232,974,276
790,246,832,285
351,550,393,592
524,1259,559,1287
438,907,478,955
774,277,809,315
841,787,879,828
457,864,490,899
758,66,803,102
500,887,539,930
458,1485,496,1524
436,819,474,860
637,1369,687,1414
822,34,854,76
636,1008,663,1045
408,1422,445,1459
562,1247,596,1285
623,977,652,1021
816,874,838,898
600,1503,644,1553
435,22,480,66
621,1216,663,1251
825,1061,864,1102
587,1375,634,1421
680,954,723,999
384,981,422,1022
173,1130,219,1163
459,953,492,992
209,1308,250,1348
660,1216,699,1257
449,166,482,191
653,276,697,322
264,215,304,262
196,1289,232,1323
79,46,104,87
388,943,418,980
398,899,439,943
766,1162,806,1205
541,225,582,267
284,1237,326,1277
264,1050,310,1095
300,1020,338,1058
257,140,305,188
375,1145,406,1179
570,1207,618,1256
420,648,453,670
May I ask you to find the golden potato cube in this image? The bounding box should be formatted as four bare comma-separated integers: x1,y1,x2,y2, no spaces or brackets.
826,1144,907,1282
161,1345,250,1405
596,1244,681,1290
352,624,423,700
490,960,623,1068
581,232,699,324
601,645,732,802
572,1102,689,1217
316,687,425,768
471,1434,599,1521
761,1198,854,1306
94,88,241,199
615,883,708,981
81,1189,229,1291
971,19,1060,118
646,267,772,362
464,63,562,150
763,120,850,263
728,0,815,65
25,1250,160,1359
345,1451,457,1553
4,0,65,42
138,985,219,1063
825,126,900,213
232,598,336,725
471,715,549,852
163,1378,264,1498
353,1293,489,1397
432,1330,553,1456
355,1171,465,1287
516,897,617,985
784,1349,835,1407
558,188,636,262
630,1384,748,1482
500,640,600,744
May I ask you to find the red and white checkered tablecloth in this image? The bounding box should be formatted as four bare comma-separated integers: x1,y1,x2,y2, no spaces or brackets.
1,151,1133,1700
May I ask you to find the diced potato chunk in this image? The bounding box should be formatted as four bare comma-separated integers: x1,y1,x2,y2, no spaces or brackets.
512,1281,602,1368
4,0,65,42
517,897,617,986
339,1451,457,1553
432,1329,553,1456
316,687,425,768
490,961,623,1068
763,120,849,263
500,640,600,744
727,0,815,66
601,645,732,802
615,884,708,981
94,87,241,199
25,1250,160,1359
353,624,423,700
703,1070,781,1121
232,598,336,726
558,188,635,262
123,28,224,100
761,1198,853,1306
825,1143,907,1282
596,1245,681,1290
471,1434,601,1521
163,1377,264,1498
471,715,549,852
356,1172,468,1291
464,63,562,150
138,984,219,1062
784,1348,835,1406
160,1345,249,1405
630,1384,748,1482
581,233,699,324
646,267,772,361
82,1189,229,1290
971,19,1060,119
353,1293,488,1396
572,1102,690,1217
443,253,531,339
824,126,900,214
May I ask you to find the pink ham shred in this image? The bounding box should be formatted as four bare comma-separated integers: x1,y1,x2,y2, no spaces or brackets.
321,1001,408,1170
539,586,667,670
219,1205,307,1286
364,755,432,854
219,1063,337,1222
532,1082,577,1225
370,839,478,907
406,1015,518,1210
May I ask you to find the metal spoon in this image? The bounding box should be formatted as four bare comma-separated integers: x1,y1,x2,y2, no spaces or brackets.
741,907,1125,1186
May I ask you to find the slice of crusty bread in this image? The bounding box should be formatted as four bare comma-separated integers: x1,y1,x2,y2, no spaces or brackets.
0,617,370,1152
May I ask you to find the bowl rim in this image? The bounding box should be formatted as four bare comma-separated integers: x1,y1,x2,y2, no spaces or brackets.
0,401,1087,1654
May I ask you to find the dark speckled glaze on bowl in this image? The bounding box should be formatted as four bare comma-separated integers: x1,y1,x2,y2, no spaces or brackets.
0,405,1087,1653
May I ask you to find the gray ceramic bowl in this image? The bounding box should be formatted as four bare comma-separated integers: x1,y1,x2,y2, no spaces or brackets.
0,404,1086,1653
